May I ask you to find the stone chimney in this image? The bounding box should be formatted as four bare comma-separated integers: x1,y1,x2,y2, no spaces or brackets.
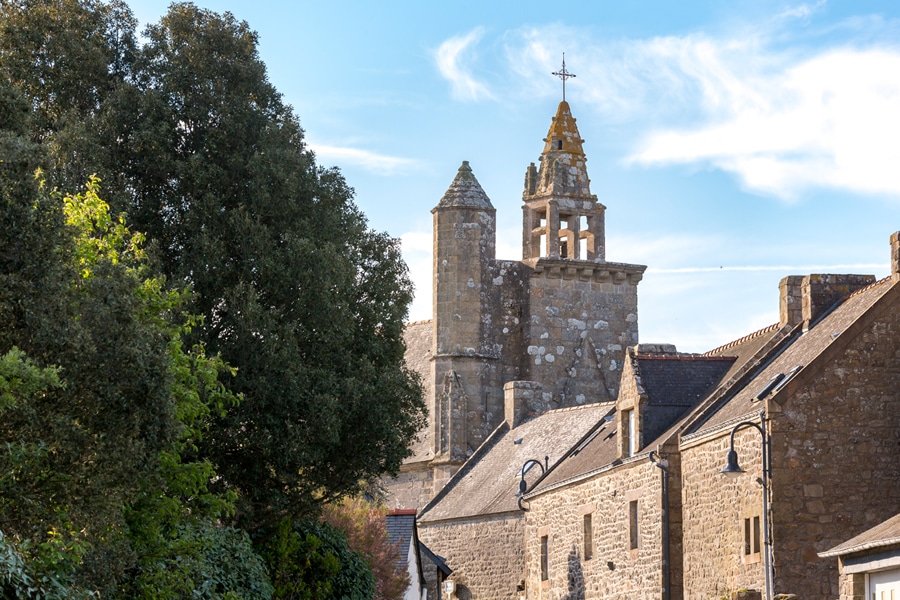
780,274,875,328
504,381,545,428
891,231,900,281
801,274,876,325
779,276,804,327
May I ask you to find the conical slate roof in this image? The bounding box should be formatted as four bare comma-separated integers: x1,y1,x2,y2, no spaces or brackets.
437,161,494,209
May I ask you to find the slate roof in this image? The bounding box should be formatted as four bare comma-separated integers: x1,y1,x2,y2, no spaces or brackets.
637,354,734,408
703,322,786,385
418,402,613,523
687,277,896,438
386,510,417,572
819,511,900,557
402,320,434,463
527,413,620,493
530,353,733,495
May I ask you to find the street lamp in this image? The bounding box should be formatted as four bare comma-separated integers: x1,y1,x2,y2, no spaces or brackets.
720,410,774,600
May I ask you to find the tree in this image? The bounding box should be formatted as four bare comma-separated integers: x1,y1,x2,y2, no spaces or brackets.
1,0,425,551
111,3,425,526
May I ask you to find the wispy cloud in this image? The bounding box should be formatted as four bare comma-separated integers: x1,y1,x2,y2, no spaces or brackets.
435,28,495,102
501,13,900,201
773,1,827,23
649,263,886,273
310,144,421,175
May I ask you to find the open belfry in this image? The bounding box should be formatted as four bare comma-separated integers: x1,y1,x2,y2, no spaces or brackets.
385,96,646,508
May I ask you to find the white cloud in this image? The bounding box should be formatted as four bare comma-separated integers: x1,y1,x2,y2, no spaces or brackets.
400,230,432,323
631,47,900,199
435,28,495,102
310,144,421,175
500,15,900,201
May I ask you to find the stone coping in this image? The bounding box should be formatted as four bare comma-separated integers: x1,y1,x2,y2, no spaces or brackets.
523,258,646,283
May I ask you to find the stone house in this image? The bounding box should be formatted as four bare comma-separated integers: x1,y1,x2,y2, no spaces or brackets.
677,263,900,600
417,392,614,600
520,345,741,600
819,511,900,600
384,100,645,511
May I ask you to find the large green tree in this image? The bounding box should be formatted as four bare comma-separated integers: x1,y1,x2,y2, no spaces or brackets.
0,0,425,530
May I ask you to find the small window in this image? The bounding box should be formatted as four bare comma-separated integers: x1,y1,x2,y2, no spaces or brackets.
583,514,593,560
555,139,563,150
560,240,568,258
744,516,760,556
629,500,639,549
540,535,549,581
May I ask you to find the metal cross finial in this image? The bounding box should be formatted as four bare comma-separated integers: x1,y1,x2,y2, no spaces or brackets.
552,53,576,102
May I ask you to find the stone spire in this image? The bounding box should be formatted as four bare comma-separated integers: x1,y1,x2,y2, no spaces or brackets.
526,100,592,199
522,102,605,261
438,161,494,209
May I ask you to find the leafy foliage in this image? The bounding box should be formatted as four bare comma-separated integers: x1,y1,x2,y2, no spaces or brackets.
1,0,425,595
105,2,425,525
263,519,375,600
323,498,410,600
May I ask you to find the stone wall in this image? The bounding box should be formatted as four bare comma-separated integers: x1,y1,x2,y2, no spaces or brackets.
383,465,435,512
681,429,767,600
417,514,524,600
524,260,642,408
524,460,665,599
680,284,900,600
766,291,900,598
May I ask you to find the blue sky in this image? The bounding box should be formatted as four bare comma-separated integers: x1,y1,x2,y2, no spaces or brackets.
129,0,899,352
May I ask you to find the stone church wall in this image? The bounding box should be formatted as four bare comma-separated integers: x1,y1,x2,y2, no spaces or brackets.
524,460,664,599
524,262,641,408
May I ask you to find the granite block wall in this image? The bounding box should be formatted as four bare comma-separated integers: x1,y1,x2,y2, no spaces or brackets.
524,460,664,599
417,514,525,600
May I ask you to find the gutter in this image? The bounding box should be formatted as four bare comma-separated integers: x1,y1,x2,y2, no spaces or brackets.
649,450,670,600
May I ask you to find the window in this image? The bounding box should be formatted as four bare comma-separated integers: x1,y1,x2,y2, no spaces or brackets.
629,500,639,549
583,514,593,560
540,535,549,581
744,516,761,556
622,409,636,457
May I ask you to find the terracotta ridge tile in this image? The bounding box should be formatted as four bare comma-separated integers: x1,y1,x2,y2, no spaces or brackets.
702,322,779,356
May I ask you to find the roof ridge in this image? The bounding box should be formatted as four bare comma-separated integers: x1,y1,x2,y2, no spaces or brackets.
523,401,615,420
635,354,735,361
703,322,779,356
845,275,891,301
404,319,432,327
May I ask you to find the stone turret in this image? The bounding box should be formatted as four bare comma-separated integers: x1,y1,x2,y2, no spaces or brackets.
430,162,500,474
522,101,605,261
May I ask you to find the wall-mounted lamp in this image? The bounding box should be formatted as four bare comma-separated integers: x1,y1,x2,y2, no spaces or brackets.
517,457,547,511
720,409,773,600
